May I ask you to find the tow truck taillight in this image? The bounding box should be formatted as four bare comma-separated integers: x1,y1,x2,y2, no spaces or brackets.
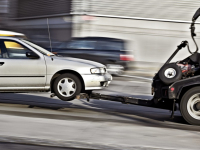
170,87,175,92
120,54,134,61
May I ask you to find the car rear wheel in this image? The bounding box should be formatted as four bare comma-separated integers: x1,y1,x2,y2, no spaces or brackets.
53,73,81,101
180,87,200,125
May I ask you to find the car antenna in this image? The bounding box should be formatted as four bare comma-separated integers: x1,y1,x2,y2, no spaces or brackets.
47,18,53,53
47,18,53,61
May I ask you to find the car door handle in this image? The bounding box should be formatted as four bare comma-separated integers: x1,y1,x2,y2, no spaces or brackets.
0,62,4,66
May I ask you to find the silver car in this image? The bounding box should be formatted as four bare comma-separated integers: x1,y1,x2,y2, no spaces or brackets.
0,37,112,101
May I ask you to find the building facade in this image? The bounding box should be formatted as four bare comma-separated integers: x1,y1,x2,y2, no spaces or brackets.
72,0,200,68
1,0,200,68
2,0,72,48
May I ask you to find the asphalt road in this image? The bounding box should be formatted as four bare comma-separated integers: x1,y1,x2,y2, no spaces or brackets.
0,76,194,129
0,76,200,150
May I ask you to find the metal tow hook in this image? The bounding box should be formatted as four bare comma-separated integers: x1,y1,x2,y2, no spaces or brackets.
50,93,56,98
86,94,90,102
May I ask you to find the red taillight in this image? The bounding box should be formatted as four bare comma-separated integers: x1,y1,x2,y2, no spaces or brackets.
120,54,134,61
170,87,175,92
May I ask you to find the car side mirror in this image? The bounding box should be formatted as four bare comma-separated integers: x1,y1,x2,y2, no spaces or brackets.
26,52,39,59
193,8,200,21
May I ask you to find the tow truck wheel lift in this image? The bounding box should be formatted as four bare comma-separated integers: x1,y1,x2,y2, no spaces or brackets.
78,8,200,126
78,92,176,117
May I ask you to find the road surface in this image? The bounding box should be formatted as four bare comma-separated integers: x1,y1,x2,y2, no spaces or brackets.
0,76,200,150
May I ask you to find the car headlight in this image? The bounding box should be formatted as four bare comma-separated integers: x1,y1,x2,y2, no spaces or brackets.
91,67,106,74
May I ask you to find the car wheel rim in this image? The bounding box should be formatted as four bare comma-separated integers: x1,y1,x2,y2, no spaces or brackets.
164,68,176,78
57,78,76,97
187,93,200,120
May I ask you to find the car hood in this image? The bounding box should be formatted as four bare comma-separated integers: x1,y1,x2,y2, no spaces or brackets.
53,56,105,68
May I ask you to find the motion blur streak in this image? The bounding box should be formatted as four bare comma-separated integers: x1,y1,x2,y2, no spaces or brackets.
0,0,199,72
0,0,200,150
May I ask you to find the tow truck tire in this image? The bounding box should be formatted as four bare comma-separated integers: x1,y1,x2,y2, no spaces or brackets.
180,87,200,125
158,63,182,85
53,73,81,101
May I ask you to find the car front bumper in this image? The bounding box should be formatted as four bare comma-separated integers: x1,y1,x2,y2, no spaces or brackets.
82,73,112,90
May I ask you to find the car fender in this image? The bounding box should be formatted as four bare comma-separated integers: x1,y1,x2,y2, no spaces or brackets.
169,75,200,99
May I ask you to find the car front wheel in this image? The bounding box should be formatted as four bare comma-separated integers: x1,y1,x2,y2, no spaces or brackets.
53,73,81,101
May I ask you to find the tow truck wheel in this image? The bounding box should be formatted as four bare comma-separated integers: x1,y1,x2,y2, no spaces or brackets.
53,73,81,101
158,63,182,85
180,87,200,125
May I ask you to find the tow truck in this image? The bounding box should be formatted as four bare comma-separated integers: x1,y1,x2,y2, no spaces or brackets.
78,8,200,126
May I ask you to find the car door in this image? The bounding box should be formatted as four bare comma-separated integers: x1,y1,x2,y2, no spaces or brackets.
0,39,46,88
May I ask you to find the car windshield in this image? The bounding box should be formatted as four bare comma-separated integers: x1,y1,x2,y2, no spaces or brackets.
21,39,55,56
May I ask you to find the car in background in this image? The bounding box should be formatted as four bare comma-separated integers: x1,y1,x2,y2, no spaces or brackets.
29,34,62,49
53,37,134,75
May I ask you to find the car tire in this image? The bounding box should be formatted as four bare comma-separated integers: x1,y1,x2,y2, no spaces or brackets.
180,87,200,125
158,63,182,85
53,73,82,101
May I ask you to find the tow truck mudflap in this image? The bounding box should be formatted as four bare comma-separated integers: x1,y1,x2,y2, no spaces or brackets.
77,92,176,111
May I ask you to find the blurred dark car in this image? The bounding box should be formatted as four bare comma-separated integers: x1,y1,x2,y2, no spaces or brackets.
29,35,62,49
53,37,134,75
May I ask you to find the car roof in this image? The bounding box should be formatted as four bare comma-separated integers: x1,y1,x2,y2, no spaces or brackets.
0,36,21,40
71,37,124,42
0,30,25,36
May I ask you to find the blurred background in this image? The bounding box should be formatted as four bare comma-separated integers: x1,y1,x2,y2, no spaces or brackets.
1,0,200,75
1,1,200,150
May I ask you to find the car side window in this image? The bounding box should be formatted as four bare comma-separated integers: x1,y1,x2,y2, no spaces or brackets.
97,41,124,50
4,41,32,59
66,40,96,49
